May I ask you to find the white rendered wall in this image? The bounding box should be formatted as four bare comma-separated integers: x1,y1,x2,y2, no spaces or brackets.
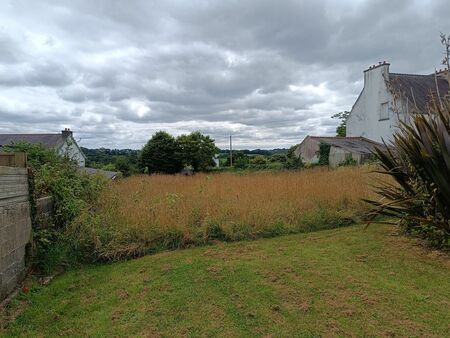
58,136,86,167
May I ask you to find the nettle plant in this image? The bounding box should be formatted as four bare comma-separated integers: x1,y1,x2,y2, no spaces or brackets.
366,99,450,249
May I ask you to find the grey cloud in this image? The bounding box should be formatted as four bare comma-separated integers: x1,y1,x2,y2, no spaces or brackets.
0,31,24,64
0,109,68,124
0,61,74,87
0,0,449,149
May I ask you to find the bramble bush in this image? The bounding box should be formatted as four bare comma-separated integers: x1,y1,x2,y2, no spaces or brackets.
4,143,107,273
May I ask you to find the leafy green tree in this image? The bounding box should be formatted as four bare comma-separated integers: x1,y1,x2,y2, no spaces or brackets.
331,111,350,137
80,148,140,176
140,131,183,174
176,132,219,171
114,155,134,176
224,151,249,169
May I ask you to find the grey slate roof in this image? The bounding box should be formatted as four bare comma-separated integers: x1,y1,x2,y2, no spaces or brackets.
309,136,383,154
0,134,64,149
79,167,120,179
389,73,449,112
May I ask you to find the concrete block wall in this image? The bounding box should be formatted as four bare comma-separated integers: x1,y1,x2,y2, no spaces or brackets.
0,166,32,301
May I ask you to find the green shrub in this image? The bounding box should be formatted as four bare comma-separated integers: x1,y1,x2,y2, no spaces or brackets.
4,143,107,272
228,151,250,169
339,155,357,167
248,155,269,169
366,101,450,249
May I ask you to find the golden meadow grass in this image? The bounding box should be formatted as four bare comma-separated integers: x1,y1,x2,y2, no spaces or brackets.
73,166,379,260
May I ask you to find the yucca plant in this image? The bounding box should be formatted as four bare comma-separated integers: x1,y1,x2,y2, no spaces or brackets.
366,99,450,249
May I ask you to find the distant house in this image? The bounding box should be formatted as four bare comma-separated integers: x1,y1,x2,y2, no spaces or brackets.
0,129,86,167
294,136,383,167
213,155,220,167
347,62,449,142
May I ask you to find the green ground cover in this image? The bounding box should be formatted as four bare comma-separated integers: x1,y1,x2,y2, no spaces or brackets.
2,224,450,337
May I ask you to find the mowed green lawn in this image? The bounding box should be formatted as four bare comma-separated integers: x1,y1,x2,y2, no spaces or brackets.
2,225,450,337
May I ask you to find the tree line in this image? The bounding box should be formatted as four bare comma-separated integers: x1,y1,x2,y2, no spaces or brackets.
82,131,218,175
140,131,218,174
82,133,300,175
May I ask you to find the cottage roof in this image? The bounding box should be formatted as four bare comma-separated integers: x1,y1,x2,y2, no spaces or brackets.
388,73,449,112
308,136,383,154
0,133,64,149
79,167,119,180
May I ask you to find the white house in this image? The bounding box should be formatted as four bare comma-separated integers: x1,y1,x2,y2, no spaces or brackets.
347,62,449,142
0,129,86,167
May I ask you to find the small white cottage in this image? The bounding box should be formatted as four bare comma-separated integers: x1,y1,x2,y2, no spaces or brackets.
0,129,86,167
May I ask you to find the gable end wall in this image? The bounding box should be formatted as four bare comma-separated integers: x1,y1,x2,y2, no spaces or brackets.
347,65,400,142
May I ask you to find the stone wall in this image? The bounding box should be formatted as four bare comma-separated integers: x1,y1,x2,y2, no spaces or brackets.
0,165,32,301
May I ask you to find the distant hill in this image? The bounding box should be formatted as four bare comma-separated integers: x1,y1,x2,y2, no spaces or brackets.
81,147,140,165
80,147,140,176
82,147,289,161
218,148,288,156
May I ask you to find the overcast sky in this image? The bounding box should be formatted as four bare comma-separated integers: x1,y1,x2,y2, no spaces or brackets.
0,0,448,149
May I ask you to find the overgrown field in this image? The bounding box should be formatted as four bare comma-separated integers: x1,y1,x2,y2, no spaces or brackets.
73,166,377,261
3,225,450,337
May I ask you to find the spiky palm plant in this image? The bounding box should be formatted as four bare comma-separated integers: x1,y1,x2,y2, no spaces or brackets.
366,100,450,248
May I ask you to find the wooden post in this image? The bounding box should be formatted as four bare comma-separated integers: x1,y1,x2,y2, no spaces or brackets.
229,135,233,167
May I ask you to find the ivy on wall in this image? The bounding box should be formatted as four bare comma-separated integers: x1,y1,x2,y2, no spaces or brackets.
318,142,331,166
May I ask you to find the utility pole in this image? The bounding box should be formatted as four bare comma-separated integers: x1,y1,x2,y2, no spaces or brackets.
229,135,233,167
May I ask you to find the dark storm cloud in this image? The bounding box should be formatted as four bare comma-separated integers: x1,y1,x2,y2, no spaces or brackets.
0,0,449,149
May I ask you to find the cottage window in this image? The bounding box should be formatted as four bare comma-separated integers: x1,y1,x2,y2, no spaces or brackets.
379,102,389,120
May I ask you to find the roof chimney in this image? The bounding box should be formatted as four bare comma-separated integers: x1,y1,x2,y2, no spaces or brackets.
61,128,73,139
364,61,390,73
436,68,449,80
363,61,390,84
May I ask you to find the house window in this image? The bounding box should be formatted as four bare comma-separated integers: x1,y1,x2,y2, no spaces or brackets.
380,102,389,120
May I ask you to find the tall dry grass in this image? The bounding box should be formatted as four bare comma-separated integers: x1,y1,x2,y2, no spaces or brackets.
73,166,378,261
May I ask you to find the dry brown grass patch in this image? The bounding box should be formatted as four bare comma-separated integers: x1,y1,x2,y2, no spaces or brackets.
73,166,378,260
